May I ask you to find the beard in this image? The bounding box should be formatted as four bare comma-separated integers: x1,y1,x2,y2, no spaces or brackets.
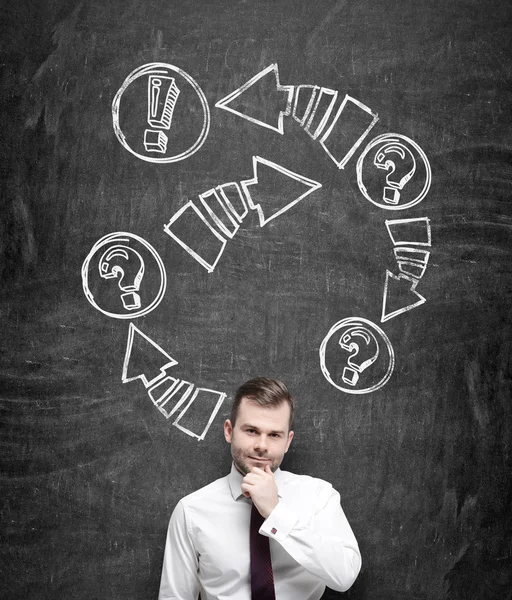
231,445,281,475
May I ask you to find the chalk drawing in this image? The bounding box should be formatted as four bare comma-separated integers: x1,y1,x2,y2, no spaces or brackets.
303,87,338,140
318,95,378,169
216,182,249,223
112,63,210,163
381,272,426,323
123,323,226,441
356,133,431,210
393,247,430,280
241,156,322,227
292,85,320,127
215,63,294,134
319,317,395,394
385,217,432,247
144,74,180,153
164,200,228,273
163,156,322,272
216,64,378,169
381,217,431,322
82,232,166,319
98,245,145,311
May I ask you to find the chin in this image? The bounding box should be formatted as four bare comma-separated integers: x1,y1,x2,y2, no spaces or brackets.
233,458,250,475
253,458,281,472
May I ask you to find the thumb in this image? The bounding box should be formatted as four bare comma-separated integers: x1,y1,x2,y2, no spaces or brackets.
265,464,273,475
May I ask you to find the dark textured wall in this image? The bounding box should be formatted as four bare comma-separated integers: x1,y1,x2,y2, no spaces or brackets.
1,1,511,598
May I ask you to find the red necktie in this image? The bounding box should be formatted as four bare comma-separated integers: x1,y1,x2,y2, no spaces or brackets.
250,503,276,600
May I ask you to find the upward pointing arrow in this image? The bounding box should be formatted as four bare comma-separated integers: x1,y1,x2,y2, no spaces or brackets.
122,323,178,387
240,156,322,227
215,64,294,134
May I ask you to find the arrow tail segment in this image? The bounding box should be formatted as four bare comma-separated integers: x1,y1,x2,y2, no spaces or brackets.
149,378,226,441
381,218,432,322
164,157,322,270
293,86,378,167
394,247,430,280
215,63,294,134
303,87,338,140
386,217,432,247
318,95,378,169
292,85,320,127
123,324,226,441
173,387,227,441
164,200,227,273
386,217,431,280
148,376,194,418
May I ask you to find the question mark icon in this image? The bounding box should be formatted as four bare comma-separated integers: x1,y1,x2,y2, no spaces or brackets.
319,317,395,394
82,231,167,319
373,140,416,205
98,245,145,311
356,133,431,210
339,326,380,386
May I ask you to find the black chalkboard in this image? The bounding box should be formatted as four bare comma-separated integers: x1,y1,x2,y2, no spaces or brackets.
2,1,512,599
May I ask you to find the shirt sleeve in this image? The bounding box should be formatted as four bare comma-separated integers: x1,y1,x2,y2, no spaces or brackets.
259,483,361,592
158,500,200,600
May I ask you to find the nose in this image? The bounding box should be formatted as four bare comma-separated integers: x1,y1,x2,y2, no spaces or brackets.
254,435,268,453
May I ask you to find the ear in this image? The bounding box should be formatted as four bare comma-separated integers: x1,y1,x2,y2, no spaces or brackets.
224,419,233,443
284,430,294,453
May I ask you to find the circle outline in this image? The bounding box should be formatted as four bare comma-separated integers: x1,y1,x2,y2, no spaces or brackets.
81,231,167,319
112,62,211,164
356,133,432,210
319,317,395,394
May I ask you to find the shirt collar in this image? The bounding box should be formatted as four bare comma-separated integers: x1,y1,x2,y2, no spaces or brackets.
228,462,285,501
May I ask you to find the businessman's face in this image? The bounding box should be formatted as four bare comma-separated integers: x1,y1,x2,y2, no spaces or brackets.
224,397,294,475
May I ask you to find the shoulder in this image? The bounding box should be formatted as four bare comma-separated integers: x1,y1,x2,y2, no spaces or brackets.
279,469,335,494
278,470,341,513
179,473,230,509
171,474,233,536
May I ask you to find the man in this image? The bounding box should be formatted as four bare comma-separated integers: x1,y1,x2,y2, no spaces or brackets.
159,377,361,599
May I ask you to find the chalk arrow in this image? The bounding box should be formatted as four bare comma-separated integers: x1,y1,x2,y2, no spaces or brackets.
215,64,294,134
122,323,178,387
240,156,322,227
381,271,426,323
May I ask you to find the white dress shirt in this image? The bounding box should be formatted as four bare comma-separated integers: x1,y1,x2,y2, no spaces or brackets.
159,463,361,600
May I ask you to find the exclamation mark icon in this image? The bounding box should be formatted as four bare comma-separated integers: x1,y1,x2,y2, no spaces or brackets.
144,74,180,154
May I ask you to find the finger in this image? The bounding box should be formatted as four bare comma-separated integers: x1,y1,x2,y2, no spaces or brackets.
264,465,273,475
250,467,266,475
241,483,252,497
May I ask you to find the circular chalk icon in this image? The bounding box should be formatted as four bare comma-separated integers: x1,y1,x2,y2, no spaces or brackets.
112,62,210,164
356,133,431,210
82,232,167,319
319,317,395,394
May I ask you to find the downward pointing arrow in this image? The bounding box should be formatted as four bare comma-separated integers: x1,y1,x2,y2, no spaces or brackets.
381,271,426,323
122,323,178,387
215,64,294,134
241,156,322,226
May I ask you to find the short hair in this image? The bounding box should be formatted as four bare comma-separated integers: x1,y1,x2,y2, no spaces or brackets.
230,377,294,429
